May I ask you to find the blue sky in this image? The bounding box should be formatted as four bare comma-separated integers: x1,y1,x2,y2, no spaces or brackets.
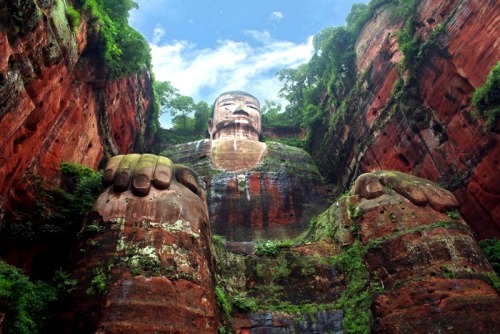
129,0,369,127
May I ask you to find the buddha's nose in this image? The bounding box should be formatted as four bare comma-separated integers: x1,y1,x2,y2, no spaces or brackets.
233,103,248,114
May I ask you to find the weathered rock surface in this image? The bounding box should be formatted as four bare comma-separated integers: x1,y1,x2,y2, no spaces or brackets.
0,0,153,222
61,183,221,333
353,172,500,333
218,170,499,333
162,140,329,241
312,0,500,239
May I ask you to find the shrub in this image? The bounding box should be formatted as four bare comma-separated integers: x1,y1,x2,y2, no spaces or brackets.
65,5,81,32
86,266,107,295
75,0,151,78
0,261,57,334
231,294,258,312
60,161,103,218
215,286,232,319
471,61,500,128
255,240,292,257
479,239,500,275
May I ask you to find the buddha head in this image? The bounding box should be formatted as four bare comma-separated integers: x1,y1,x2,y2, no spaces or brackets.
208,91,261,140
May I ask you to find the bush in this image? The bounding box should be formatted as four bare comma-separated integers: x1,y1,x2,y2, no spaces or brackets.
471,61,500,128
232,294,258,312
255,240,285,257
60,161,103,218
479,239,500,275
65,5,81,32
215,286,232,319
75,0,151,78
0,261,57,334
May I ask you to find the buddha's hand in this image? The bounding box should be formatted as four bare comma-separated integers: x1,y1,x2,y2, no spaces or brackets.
352,170,458,212
102,153,203,198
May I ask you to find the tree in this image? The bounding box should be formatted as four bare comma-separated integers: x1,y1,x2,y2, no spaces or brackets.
194,101,211,135
154,81,179,115
96,0,138,23
277,64,309,122
170,95,195,132
261,100,282,127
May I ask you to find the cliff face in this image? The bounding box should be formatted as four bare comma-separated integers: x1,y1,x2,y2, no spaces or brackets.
0,0,153,219
312,0,500,239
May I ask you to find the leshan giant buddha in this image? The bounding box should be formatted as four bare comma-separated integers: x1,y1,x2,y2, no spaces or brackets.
162,91,330,241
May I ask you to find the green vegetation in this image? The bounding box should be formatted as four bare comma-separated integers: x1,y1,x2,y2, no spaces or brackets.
65,4,81,32
59,162,104,218
264,137,305,149
471,61,500,128
273,0,399,145
84,220,103,233
446,210,460,220
152,81,212,147
331,241,372,334
73,0,151,78
215,285,232,319
86,266,107,295
52,268,78,294
231,293,258,312
0,260,58,334
2,162,103,243
479,239,500,275
255,239,293,257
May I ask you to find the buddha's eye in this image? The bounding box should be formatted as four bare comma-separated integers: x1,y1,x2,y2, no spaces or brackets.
247,105,258,110
220,102,234,107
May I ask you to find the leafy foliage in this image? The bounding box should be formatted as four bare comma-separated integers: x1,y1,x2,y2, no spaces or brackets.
255,239,293,257
479,239,500,275
152,81,212,147
215,285,232,319
2,162,102,258
273,0,429,150
52,268,78,294
74,0,151,78
59,162,104,219
331,241,373,334
65,5,81,32
0,260,58,334
471,61,500,128
231,294,258,312
86,266,107,295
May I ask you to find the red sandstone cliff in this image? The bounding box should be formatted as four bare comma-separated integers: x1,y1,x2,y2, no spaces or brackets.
312,0,500,239
0,0,153,220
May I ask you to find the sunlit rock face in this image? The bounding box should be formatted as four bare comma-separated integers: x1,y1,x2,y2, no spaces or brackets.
312,0,500,239
0,0,153,225
163,140,329,241
61,183,221,333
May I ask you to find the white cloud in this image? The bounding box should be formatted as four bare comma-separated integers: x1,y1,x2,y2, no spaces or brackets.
269,11,284,22
149,30,313,127
152,24,166,44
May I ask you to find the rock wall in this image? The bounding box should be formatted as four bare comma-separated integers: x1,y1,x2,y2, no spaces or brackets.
312,0,500,239
0,0,153,220
355,186,500,333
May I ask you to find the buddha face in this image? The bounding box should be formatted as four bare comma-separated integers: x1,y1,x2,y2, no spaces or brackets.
208,92,261,139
